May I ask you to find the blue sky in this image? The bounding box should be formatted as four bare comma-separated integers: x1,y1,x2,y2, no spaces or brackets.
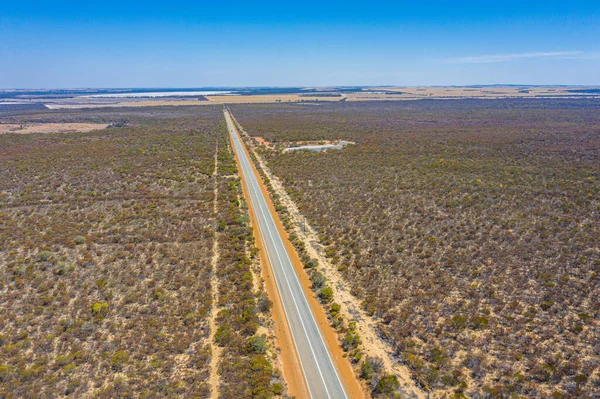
1,0,599,88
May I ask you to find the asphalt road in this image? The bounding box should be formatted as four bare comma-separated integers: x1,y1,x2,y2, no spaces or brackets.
224,109,349,399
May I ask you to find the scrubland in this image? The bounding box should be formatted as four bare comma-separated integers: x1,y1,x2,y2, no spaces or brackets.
231,100,600,398
0,106,280,398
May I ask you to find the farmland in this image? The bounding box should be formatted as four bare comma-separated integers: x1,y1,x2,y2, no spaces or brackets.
0,106,280,398
231,99,600,398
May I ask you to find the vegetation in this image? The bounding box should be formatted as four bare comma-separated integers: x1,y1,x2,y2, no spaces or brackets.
232,99,600,398
0,105,280,398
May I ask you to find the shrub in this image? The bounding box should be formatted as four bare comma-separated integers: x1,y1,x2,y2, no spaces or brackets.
360,359,375,380
0,365,15,382
330,302,341,317
361,356,384,380
246,335,268,354
65,379,80,395
311,271,326,289
272,381,284,395
91,302,109,320
318,286,334,303
342,330,361,352
37,251,53,262
257,294,272,313
376,374,400,395
111,350,128,370
214,326,232,347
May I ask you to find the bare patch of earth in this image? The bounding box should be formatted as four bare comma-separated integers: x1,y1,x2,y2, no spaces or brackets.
253,136,355,150
0,122,109,134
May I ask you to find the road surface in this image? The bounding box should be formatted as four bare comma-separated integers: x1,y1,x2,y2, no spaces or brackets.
224,108,349,399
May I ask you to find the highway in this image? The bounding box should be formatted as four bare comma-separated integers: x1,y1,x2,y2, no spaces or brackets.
224,108,349,399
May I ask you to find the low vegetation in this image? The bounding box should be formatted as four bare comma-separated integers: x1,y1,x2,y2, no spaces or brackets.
231,99,600,398
0,106,280,398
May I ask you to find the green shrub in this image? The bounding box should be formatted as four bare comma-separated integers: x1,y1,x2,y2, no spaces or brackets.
111,350,128,370
470,315,489,330
65,379,80,395
91,302,109,320
37,251,52,262
246,335,268,354
342,330,361,352
360,360,375,380
318,286,334,303
450,314,467,329
376,374,400,395
214,326,232,346
272,382,284,395
311,271,326,289
91,302,108,314
361,356,384,380
330,302,341,317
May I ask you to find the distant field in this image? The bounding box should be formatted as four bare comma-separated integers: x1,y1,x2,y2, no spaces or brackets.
206,94,343,104
231,99,600,398
6,86,596,110
362,86,594,98
44,100,208,109
0,122,109,134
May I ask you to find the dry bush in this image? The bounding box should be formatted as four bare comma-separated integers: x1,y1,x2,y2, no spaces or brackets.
231,99,600,398
214,144,281,398
0,105,276,397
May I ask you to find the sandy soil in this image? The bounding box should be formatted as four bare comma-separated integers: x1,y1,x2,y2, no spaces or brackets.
253,136,273,149
0,122,109,134
253,136,355,150
208,146,222,399
229,114,366,399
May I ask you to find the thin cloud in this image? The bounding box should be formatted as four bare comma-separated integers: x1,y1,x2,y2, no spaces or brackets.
447,51,591,63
